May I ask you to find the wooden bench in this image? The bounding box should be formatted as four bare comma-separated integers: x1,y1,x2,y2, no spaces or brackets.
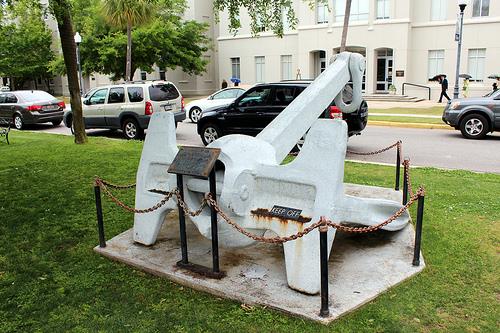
0,119,11,145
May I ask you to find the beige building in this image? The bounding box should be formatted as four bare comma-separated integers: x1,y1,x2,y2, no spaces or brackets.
8,0,499,100
217,0,500,99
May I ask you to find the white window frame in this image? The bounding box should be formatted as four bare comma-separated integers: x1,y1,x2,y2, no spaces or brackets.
335,0,369,22
255,56,265,83
428,50,445,80
473,0,489,17
316,1,329,24
376,0,390,19
281,55,293,81
430,0,447,21
231,57,240,79
468,48,486,82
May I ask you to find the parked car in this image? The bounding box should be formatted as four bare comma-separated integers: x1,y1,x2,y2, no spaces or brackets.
64,81,186,140
185,87,245,123
196,81,368,146
0,90,65,130
442,89,500,139
1,86,10,92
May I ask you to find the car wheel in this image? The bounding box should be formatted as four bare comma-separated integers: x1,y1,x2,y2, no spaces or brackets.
189,107,202,123
460,114,489,139
201,123,221,146
122,118,143,140
52,119,62,126
13,115,24,130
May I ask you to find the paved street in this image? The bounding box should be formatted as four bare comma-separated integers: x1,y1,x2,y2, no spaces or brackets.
29,121,500,173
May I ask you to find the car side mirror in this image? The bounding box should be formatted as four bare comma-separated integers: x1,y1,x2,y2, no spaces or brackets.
83,99,90,105
208,95,214,100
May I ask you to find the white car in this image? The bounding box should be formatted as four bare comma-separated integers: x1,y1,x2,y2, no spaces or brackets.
185,87,245,123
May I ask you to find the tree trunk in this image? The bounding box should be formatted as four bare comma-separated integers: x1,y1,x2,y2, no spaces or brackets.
126,21,132,82
51,0,87,144
340,0,352,52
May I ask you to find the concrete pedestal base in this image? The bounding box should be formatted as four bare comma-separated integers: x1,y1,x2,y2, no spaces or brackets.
95,184,424,324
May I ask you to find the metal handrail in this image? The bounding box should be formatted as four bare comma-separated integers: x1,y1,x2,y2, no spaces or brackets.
402,83,431,100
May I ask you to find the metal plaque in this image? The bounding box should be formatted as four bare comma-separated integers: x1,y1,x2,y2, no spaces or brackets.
168,146,221,178
269,205,303,221
396,70,405,77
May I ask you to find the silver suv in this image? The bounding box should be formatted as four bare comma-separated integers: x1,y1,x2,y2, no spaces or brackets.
64,81,186,139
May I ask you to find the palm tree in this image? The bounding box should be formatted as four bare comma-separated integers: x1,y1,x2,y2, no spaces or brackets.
340,0,352,52
102,0,156,81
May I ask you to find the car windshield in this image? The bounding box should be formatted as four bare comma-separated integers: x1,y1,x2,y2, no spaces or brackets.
16,90,55,102
483,90,499,98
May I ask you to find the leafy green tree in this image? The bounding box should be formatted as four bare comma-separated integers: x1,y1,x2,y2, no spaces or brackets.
0,1,54,90
57,0,208,81
101,0,156,81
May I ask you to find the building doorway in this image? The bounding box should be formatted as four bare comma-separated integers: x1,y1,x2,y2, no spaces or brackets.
310,50,327,78
375,48,393,92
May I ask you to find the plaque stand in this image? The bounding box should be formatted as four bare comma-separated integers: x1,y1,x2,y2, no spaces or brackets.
167,146,225,279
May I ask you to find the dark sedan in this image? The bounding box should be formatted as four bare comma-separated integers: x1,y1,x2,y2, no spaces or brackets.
0,90,65,130
197,81,368,146
442,89,500,139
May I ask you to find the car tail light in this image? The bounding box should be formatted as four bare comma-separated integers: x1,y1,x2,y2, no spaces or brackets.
145,101,153,115
27,105,42,112
329,106,343,119
58,101,66,109
181,96,185,112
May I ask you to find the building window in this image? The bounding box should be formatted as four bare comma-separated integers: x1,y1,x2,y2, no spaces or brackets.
376,0,390,19
281,55,293,80
473,0,489,17
255,56,265,83
430,0,447,21
335,0,369,22
428,50,444,80
159,69,166,81
140,71,147,81
468,48,486,82
316,1,329,24
231,57,240,79
282,7,291,30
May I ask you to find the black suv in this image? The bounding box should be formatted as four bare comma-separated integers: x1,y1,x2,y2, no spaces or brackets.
197,81,368,145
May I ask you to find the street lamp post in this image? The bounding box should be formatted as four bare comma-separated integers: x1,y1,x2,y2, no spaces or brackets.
74,32,83,95
453,0,468,99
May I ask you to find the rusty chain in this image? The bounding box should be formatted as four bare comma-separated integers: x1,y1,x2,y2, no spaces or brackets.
347,140,402,156
94,177,208,216
94,176,136,189
403,159,414,197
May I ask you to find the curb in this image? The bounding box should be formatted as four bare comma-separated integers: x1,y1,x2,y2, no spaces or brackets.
368,120,453,130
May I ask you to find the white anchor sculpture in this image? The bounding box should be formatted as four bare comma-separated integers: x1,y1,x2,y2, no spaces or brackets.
133,52,410,294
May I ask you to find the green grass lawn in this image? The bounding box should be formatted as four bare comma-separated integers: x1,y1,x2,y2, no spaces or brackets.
0,132,498,332
369,116,444,125
370,107,445,116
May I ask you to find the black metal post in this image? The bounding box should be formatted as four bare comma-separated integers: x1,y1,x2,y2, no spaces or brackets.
319,226,329,317
94,185,106,248
177,174,189,264
413,194,425,266
395,144,401,191
209,169,220,273
402,159,409,205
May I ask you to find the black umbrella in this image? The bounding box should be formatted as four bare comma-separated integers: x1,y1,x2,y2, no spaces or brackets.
487,74,500,80
430,74,446,81
459,74,472,79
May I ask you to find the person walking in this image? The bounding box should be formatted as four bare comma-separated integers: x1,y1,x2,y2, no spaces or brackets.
438,75,451,102
462,78,469,98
